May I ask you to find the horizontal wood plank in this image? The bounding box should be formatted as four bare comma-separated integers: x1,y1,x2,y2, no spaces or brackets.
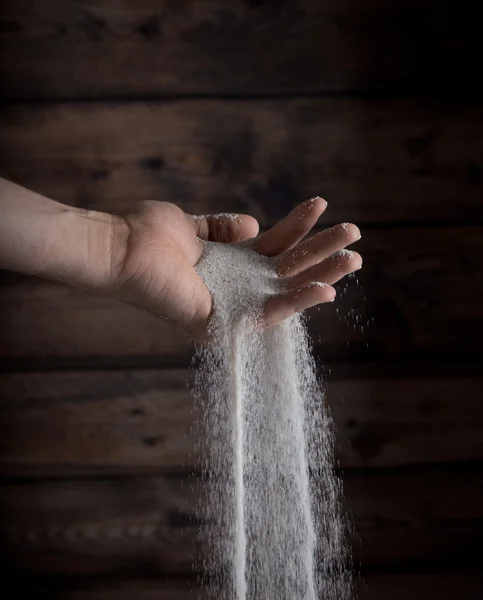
1,226,482,368
1,99,482,225
0,370,482,474
1,466,482,575
13,581,201,600
8,574,483,600
357,574,483,600
0,1,481,98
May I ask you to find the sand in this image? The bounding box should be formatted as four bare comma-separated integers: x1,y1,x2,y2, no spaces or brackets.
193,240,352,599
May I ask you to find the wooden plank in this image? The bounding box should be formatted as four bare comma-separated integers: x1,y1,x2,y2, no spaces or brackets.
0,99,482,226
1,226,482,368
8,574,483,600
0,370,195,476
0,1,481,98
0,579,202,600
357,574,483,600
15,581,203,600
0,370,482,474
0,466,482,575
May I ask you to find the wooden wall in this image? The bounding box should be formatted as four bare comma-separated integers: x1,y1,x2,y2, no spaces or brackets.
1,1,482,598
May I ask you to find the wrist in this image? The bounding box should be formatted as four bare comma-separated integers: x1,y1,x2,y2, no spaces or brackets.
67,208,131,294
33,206,130,294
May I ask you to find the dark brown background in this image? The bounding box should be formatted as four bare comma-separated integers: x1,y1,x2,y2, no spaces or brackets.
1,1,482,598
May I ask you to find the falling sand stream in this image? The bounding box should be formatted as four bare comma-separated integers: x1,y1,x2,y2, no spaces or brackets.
194,241,352,599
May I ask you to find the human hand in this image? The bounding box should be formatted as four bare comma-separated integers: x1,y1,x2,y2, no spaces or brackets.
110,198,362,338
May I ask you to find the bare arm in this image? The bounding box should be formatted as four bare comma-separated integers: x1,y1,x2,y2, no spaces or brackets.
0,178,127,292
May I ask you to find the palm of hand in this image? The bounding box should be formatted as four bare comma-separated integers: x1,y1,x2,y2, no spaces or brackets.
115,199,361,338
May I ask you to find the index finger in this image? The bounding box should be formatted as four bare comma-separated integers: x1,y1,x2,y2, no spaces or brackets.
253,197,327,257
190,213,260,243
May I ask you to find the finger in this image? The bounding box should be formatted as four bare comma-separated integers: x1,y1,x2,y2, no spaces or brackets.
192,213,260,243
263,282,336,328
286,249,362,290
277,222,361,277
253,196,327,257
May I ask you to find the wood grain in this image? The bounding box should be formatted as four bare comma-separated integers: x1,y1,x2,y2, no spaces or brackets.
0,370,482,474
357,574,483,600
1,226,482,368
1,99,482,225
0,1,481,98
7,574,483,600
1,466,482,576
10,581,203,600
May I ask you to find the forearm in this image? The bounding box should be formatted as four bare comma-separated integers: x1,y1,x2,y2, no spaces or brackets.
0,178,128,292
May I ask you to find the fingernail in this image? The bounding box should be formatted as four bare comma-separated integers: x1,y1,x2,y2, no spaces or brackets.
333,249,354,259
306,196,327,206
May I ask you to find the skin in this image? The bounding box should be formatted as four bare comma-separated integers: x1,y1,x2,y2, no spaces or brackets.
0,178,362,338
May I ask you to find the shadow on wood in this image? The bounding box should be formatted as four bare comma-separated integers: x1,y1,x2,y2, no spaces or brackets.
0,369,482,474
0,100,482,225
0,466,482,577
1,1,482,98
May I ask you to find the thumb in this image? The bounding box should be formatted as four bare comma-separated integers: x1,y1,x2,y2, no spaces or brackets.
193,213,260,243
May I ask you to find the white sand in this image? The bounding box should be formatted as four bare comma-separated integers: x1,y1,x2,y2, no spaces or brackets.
194,241,352,599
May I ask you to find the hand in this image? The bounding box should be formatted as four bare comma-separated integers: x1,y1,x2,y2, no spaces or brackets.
111,198,362,338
